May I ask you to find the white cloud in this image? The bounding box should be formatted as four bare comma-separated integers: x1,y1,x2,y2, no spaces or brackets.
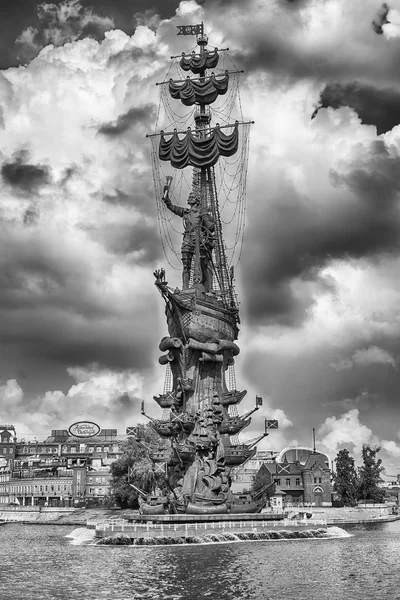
317,408,378,459
383,9,400,39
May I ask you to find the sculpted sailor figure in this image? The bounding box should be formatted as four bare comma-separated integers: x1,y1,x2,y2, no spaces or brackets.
163,186,215,291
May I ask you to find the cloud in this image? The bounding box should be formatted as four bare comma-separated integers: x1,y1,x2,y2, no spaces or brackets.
1,151,50,192
317,408,400,473
98,105,155,136
241,130,400,326
382,8,400,38
0,26,170,377
2,0,400,459
133,9,161,32
317,408,378,459
372,3,390,34
332,345,397,370
312,82,400,135
1,367,144,438
16,0,115,63
353,346,397,368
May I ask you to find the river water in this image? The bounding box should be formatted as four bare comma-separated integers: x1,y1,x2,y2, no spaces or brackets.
0,520,399,599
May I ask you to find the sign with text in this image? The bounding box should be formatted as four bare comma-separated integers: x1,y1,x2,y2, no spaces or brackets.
68,421,100,438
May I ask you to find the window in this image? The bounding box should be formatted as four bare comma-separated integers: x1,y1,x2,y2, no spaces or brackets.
70,447,76,453
104,446,109,452
314,477,317,483
88,447,94,453
295,478,300,486
275,478,280,486
286,478,291,487
319,478,322,484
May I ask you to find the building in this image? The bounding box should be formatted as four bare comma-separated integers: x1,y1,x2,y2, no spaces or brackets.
232,446,332,507
266,447,332,507
231,450,278,493
0,424,126,507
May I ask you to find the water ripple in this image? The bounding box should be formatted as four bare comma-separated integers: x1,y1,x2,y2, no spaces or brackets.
0,521,400,600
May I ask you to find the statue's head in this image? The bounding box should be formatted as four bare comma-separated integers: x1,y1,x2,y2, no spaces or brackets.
188,192,200,206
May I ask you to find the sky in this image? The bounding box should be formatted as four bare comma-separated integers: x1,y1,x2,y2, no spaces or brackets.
1,0,400,475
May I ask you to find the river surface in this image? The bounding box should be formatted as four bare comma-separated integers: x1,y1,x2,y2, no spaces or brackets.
0,520,399,599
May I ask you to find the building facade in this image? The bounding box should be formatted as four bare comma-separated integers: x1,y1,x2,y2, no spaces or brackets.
267,447,332,507
0,425,125,507
232,446,332,507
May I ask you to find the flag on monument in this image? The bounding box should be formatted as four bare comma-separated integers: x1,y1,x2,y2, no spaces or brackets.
265,419,279,430
177,24,203,35
256,395,263,406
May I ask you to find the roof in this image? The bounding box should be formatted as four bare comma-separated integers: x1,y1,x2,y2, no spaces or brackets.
276,446,330,466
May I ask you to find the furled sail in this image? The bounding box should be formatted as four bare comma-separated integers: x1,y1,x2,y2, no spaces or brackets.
169,72,229,106
179,49,219,73
159,123,239,169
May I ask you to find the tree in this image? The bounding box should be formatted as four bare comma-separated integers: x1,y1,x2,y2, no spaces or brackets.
333,449,359,506
357,444,385,503
110,424,168,509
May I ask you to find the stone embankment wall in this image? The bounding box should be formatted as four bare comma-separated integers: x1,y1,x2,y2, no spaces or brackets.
0,507,127,525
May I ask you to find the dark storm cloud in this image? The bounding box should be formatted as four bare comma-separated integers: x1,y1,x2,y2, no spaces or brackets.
225,6,400,88
242,140,400,325
312,82,400,135
87,219,162,264
15,0,114,63
98,105,156,136
1,153,50,192
372,3,390,34
0,231,160,371
115,392,139,411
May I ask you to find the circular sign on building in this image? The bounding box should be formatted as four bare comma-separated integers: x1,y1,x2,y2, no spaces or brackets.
68,421,101,438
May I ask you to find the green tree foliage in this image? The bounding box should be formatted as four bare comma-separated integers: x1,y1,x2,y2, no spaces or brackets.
110,424,168,509
357,444,385,503
333,449,359,506
251,463,275,500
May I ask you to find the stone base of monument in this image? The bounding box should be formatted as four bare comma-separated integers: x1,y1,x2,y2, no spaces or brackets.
93,513,330,545
129,512,284,523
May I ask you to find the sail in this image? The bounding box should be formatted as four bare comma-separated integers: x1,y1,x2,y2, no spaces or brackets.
169,72,229,106
179,49,220,73
159,123,238,169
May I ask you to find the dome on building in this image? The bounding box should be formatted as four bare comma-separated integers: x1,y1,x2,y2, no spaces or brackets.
276,446,329,466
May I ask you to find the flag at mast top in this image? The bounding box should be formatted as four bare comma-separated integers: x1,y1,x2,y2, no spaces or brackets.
177,23,204,36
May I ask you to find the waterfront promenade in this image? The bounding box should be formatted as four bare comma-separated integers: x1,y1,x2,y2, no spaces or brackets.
0,504,398,528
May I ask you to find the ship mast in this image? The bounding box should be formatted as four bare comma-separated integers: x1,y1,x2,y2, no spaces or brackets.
139,24,266,516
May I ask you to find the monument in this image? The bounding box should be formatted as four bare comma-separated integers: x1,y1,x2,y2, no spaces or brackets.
129,23,276,515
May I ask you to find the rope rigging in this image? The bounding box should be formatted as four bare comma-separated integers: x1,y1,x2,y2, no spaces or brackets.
149,44,251,285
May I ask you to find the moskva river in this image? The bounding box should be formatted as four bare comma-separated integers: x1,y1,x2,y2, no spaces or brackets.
1,520,399,599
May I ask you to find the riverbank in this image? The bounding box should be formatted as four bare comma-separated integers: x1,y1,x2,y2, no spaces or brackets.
0,505,398,526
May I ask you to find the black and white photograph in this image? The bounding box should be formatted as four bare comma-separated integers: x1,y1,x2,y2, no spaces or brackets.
0,1,400,598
